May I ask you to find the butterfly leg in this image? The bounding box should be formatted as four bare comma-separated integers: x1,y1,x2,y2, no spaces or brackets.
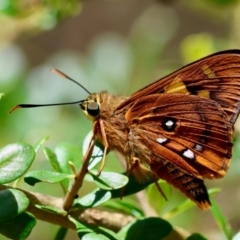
97,118,109,175
152,173,167,201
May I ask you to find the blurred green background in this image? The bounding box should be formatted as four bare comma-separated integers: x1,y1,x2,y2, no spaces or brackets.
1,0,240,239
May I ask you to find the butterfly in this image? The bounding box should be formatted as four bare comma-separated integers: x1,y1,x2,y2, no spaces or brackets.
12,49,240,210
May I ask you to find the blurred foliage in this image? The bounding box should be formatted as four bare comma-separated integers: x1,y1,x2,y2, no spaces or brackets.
0,0,81,45
1,0,240,239
0,0,81,22
205,0,240,6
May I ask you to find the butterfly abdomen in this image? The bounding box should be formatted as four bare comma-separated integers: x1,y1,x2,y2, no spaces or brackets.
150,157,211,210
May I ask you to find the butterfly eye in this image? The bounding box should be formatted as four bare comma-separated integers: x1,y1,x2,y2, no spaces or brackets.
87,101,100,117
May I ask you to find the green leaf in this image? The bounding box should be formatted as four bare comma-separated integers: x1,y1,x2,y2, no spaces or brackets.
163,198,195,219
89,173,153,204
44,147,61,173
147,180,172,213
186,233,208,240
74,189,111,208
35,205,67,215
117,217,172,240
44,144,80,192
83,131,104,170
103,199,144,218
34,136,49,152
0,212,36,239
69,216,118,240
210,199,232,240
24,170,72,186
0,143,35,184
88,170,129,190
163,188,221,219
44,147,69,193
55,142,82,173
69,217,92,235
110,173,153,198
82,233,110,240
0,189,29,220
53,142,82,191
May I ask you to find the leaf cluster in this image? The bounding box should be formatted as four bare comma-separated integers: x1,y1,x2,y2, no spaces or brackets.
0,135,237,240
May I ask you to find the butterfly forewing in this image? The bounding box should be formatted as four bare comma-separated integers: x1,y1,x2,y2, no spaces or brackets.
117,50,240,125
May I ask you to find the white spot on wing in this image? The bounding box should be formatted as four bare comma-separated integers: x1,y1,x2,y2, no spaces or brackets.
156,137,168,144
165,120,174,128
195,144,203,151
183,149,194,159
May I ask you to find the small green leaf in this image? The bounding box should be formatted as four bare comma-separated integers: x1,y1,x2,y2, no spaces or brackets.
186,233,208,240
0,212,36,239
34,136,49,152
0,189,29,220
74,189,111,208
0,143,35,184
24,170,72,186
0,93,4,99
117,217,172,240
103,199,144,218
55,142,82,173
163,198,195,219
69,216,118,240
82,233,110,240
88,171,128,190
44,147,60,173
163,188,221,219
83,131,104,169
35,205,67,215
44,147,69,193
147,180,172,213
69,216,92,235
110,173,153,198
210,199,232,240
54,142,82,191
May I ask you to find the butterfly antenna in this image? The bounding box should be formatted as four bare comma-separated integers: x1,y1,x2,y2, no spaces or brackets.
51,68,91,95
9,101,84,113
10,69,90,113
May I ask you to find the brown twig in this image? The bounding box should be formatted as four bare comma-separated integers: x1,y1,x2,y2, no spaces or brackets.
63,135,95,211
0,184,135,231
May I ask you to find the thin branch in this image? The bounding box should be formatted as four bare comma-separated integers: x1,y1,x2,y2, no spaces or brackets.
63,135,95,210
0,185,193,239
0,184,135,231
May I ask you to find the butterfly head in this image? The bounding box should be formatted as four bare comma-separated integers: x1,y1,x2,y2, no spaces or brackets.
80,93,101,121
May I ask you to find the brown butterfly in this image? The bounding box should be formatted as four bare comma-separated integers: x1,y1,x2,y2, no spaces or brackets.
12,49,240,210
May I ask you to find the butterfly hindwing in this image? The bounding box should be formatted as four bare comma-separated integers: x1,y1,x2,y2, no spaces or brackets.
125,94,232,179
